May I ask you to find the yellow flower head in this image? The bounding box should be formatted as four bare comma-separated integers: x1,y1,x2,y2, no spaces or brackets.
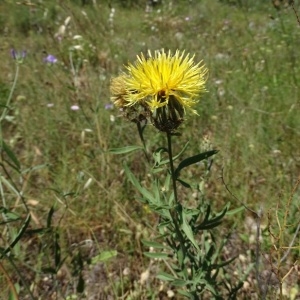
110,49,208,131
124,49,208,114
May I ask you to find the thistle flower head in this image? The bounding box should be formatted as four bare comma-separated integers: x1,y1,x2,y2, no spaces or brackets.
124,49,207,112
110,49,208,131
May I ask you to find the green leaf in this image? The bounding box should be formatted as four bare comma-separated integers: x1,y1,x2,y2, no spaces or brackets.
153,142,189,167
108,146,143,154
184,208,200,217
77,272,85,293
54,232,61,268
153,147,168,166
124,163,155,203
91,250,117,264
213,255,237,269
0,214,31,259
174,150,218,179
178,290,194,297
196,204,228,231
172,279,188,287
164,173,171,192
141,239,170,250
181,210,200,251
21,163,48,174
143,252,169,259
42,267,57,274
47,206,55,228
1,140,20,171
152,167,164,174
157,271,176,281
0,176,20,196
25,227,51,235
0,208,21,225
226,206,245,216
176,178,192,188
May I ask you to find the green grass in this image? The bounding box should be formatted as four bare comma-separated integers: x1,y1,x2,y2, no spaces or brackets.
0,0,299,299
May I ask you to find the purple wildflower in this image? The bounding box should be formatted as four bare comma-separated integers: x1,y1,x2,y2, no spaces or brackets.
44,54,58,64
105,103,113,110
11,49,26,63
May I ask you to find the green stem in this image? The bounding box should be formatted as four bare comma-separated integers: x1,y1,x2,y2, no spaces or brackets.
5,253,36,300
136,121,150,163
0,63,19,218
166,131,178,204
0,63,19,125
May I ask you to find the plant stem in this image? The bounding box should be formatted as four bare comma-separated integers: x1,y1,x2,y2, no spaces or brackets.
166,131,178,204
136,121,150,163
0,63,19,124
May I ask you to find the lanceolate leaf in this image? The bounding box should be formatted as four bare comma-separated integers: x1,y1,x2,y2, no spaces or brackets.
174,150,218,179
141,239,171,250
157,271,177,281
226,206,245,215
108,145,143,154
144,252,169,259
0,214,31,259
196,204,228,231
91,250,117,264
1,140,21,172
124,163,155,203
181,210,200,251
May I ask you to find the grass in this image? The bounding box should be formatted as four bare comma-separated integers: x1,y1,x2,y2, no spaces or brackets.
0,0,299,299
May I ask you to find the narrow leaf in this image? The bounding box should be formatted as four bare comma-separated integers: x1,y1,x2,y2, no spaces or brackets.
143,252,169,259
21,164,48,174
42,267,57,274
91,250,117,264
226,206,245,215
141,239,170,250
77,272,85,293
124,163,155,202
1,140,20,171
54,232,61,267
178,290,194,297
172,279,188,287
181,211,200,251
157,271,177,281
176,178,192,188
174,150,218,178
0,214,31,259
47,206,55,228
108,146,143,154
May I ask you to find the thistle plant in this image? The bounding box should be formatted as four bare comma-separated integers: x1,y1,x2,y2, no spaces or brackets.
110,50,244,298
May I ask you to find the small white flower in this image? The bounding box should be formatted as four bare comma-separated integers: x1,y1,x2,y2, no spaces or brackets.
64,16,71,26
140,269,150,285
73,35,83,40
71,105,80,111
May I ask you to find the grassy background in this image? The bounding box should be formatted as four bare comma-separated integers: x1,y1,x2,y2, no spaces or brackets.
0,0,299,299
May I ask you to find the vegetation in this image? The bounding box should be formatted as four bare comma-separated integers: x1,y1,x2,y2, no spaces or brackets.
0,0,299,299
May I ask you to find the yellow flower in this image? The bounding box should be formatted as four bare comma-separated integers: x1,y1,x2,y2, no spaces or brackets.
110,75,128,108
110,75,151,123
110,49,208,131
124,49,208,114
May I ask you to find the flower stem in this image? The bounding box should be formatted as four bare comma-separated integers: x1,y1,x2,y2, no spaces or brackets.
166,131,178,204
136,121,150,163
0,63,19,124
